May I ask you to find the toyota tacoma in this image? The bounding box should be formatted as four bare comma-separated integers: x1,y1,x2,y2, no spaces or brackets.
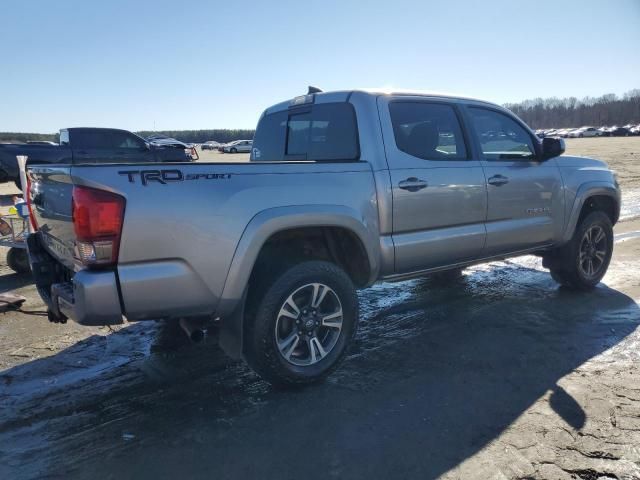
26,89,621,386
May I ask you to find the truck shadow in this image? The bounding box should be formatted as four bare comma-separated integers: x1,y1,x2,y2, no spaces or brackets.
0,259,638,479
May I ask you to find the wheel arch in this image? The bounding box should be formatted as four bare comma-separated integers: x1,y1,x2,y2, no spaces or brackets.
562,182,620,243
217,205,380,358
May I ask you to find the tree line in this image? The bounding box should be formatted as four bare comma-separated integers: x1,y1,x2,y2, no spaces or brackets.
504,89,640,129
3,90,639,143
0,132,60,143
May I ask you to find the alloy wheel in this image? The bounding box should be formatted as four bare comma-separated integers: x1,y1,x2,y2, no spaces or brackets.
275,283,343,366
578,225,607,278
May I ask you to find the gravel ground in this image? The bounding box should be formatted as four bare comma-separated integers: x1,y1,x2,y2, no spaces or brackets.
0,138,639,479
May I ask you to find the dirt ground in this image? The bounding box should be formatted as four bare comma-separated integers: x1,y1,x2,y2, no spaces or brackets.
0,138,640,479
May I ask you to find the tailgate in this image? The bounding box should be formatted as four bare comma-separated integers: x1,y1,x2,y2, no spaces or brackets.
27,165,76,270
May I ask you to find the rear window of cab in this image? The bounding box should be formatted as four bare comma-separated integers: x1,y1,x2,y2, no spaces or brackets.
251,102,359,161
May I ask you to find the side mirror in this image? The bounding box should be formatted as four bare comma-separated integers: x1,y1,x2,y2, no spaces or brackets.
541,136,565,160
143,142,151,151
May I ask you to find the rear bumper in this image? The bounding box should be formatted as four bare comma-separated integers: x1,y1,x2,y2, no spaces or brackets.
27,233,124,326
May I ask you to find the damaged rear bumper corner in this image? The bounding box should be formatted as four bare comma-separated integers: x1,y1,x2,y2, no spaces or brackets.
28,233,124,326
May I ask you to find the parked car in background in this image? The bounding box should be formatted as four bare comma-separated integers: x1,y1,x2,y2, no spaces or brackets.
201,141,221,150
0,127,196,189
598,127,611,136
223,140,253,153
630,125,640,135
26,141,58,146
535,129,546,138
146,135,198,160
568,126,602,138
609,127,631,137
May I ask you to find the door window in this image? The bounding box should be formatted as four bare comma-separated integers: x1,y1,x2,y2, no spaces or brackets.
389,102,468,160
111,131,145,149
72,130,113,149
468,108,536,160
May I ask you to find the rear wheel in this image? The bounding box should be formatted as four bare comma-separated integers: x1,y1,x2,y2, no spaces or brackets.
547,211,613,290
6,248,30,274
244,260,358,387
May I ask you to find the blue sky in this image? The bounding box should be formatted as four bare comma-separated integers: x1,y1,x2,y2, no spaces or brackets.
1,0,639,133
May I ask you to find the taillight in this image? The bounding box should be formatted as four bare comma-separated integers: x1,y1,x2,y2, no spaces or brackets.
186,147,199,161
72,186,125,267
26,174,38,231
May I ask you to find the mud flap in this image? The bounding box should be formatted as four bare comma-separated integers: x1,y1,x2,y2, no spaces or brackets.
218,288,247,360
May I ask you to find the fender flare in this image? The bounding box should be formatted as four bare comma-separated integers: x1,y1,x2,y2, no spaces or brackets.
217,204,380,359
562,181,620,243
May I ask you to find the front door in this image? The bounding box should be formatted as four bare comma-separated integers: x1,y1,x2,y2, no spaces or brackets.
378,97,488,273
464,106,564,256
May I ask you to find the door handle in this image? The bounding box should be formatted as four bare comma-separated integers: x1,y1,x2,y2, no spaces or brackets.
398,177,428,192
488,174,509,186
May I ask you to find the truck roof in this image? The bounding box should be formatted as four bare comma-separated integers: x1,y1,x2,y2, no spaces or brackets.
62,127,134,133
263,88,501,116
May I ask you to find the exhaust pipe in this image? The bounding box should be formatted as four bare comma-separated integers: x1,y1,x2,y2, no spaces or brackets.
179,318,205,343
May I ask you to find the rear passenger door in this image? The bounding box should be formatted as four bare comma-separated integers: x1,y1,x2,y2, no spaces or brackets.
464,106,563,255
378,97,488,273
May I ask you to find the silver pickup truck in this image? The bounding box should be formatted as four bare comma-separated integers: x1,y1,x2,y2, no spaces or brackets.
26,89,620,386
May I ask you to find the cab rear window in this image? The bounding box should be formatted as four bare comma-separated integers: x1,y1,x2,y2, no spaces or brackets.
251,103,359,161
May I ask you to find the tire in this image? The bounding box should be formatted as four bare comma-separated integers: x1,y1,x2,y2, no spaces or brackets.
244,260,358,387
579,134,584,138
547,211,613,290
230,147,237,154
6,248,30,274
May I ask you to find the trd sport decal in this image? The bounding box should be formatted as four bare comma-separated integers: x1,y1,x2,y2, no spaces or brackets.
119,169,231,185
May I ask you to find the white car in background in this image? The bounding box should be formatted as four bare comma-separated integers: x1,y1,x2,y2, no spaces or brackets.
223,140,253,153
555,128,574,138
568,126,602,138
201,141,221,150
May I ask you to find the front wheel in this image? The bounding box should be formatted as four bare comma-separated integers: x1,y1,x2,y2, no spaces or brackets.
244,261,358,387
230,147,237,154
547,211,613,290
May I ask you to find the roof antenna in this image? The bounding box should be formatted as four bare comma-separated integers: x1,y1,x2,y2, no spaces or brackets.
307,86,323,94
